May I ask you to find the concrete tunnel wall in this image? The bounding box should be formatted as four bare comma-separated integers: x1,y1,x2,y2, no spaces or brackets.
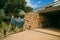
39,10,60,28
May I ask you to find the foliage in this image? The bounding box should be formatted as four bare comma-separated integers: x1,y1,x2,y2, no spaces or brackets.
0,0,8,9
0,9,5,23
0,22,8,29
0,0,33,33
16,10,25,18
2,17,11,23
24,6,33,12
0,0,33,16
0,9,5,16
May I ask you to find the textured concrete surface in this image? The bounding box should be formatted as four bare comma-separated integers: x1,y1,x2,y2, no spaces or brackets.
33,28,60,37
4,29,60,40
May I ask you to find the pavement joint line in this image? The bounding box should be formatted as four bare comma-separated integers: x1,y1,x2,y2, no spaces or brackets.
32,30,60,37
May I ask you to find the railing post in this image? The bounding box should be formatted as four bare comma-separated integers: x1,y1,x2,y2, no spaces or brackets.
7,16,14,36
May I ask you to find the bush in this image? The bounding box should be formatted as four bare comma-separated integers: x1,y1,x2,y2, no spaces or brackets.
1,22,8,29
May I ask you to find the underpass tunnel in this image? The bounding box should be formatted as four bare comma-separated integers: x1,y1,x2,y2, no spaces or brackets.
39,10,60,29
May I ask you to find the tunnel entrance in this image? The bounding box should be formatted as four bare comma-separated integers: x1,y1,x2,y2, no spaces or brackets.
40,10,60,29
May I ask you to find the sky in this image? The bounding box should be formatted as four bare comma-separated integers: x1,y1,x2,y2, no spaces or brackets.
26,0,55,11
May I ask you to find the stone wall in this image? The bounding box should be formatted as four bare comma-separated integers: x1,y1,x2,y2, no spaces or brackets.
23,12,43,30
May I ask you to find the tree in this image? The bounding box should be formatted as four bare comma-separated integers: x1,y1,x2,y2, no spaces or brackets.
0,9,5,23
0,0,33,16
16,10,25,18
24,6,33,12
4,0,27,15
0,0,8,9
0,9,5,16
0,0,33,23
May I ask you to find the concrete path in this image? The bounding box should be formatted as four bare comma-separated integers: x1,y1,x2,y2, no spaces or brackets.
33,29,60,37
4,29,60,40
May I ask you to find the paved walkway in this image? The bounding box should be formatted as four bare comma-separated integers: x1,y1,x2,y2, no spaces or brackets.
33,28,60,37
4,29,60,40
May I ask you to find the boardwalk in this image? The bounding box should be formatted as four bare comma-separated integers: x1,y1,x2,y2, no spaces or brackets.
4,29,60,40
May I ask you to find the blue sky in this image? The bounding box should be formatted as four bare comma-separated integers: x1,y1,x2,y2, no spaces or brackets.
26,0,54,11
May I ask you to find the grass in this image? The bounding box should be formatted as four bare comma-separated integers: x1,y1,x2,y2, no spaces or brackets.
0,22,23,38
0,29,3,38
